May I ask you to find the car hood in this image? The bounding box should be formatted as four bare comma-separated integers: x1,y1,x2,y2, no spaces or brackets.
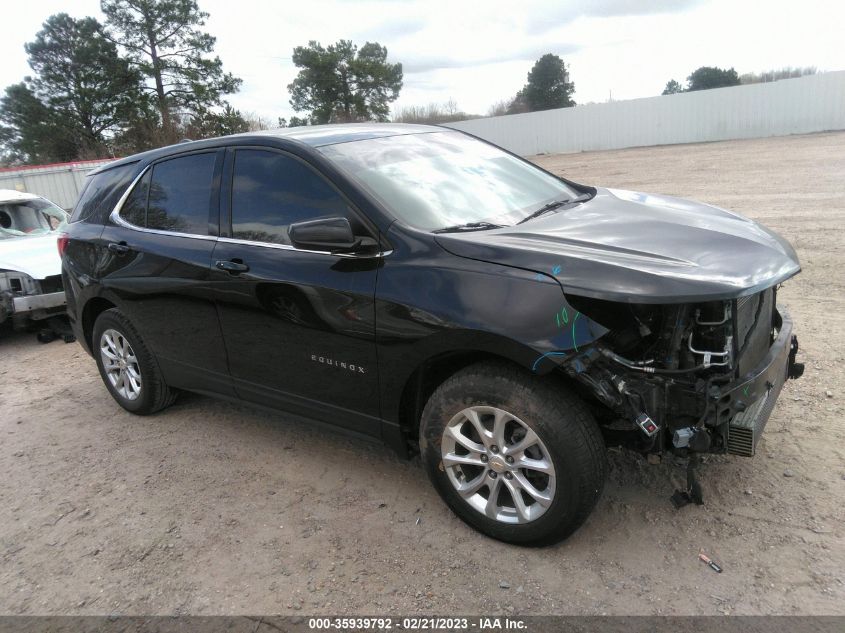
434,187,801,303
0,233,62,280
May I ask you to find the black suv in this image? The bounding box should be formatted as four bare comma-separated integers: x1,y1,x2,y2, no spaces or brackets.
61,124,803,545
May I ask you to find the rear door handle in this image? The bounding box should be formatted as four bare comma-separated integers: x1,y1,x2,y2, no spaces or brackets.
108,242,129,254
215,259,250,274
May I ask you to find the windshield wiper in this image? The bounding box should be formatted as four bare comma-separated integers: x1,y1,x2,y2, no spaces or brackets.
517,193,592,225
432,221,504,234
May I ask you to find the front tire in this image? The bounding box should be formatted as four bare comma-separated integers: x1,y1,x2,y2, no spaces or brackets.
420,361,606,545
92,308,177,415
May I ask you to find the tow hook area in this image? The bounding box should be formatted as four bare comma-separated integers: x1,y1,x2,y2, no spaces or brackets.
669,428,711,509
671,453,705,509
787,335,804,380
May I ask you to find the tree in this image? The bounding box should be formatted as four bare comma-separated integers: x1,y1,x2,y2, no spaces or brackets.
0,14,141,162
740,66,817,84
101,0,242,139
506,91,530,114
393,99,474,124
184,103,249,137
286,115,310,127
518,54,575,112
24,14,142,152
0,83,80,163
288,40,403,124
686,66,740,91
662,79,684,95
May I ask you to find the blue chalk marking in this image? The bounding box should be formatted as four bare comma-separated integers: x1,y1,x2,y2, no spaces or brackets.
552,264,562,275
534,273,545,281
555,307,569,328
532,351,569,373
571,311,581,352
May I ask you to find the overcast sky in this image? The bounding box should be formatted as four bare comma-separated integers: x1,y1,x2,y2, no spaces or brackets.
1,0,843,122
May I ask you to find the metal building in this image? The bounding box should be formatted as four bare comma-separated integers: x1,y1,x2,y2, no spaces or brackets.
0,158,115,211
446,70,845,156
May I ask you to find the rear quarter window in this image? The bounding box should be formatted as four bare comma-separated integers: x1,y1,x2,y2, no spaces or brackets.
71,162,139,224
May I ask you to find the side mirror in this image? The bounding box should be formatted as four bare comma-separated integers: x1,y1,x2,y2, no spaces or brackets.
289,216,365,253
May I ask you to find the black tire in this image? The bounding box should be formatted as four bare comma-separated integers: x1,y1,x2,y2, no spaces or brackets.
420,361,606,545
92,308,177,415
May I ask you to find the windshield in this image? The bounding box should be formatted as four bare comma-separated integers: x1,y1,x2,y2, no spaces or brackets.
0,198,68,239
319,131,579,230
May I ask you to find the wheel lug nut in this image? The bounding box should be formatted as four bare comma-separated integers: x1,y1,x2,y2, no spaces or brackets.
480,454,488,463
491,445,499,454
506,456,514,464
504,472,513,480
488,471,497,479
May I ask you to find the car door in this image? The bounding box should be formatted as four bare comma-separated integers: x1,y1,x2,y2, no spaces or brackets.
211,146,383,434
98,149,234,396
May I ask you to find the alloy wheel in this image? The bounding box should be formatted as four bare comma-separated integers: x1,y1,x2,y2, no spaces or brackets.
440,405,556,524
100,328,143,401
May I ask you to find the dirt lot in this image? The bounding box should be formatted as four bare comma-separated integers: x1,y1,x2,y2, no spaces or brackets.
1,132,843,616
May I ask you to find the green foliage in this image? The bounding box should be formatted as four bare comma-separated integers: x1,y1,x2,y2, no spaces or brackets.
0,83,80,163
393,99,474,124
185,104,249,137
101,0,242,136
506,91,530,114
662,79,684,95
519,54,575,112
0,14,141,163
288,40,403,124
740,66,817,84
286,116,311,127
686,66,740,91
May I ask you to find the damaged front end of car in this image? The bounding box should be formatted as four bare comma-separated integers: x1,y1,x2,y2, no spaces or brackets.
554,288,804,506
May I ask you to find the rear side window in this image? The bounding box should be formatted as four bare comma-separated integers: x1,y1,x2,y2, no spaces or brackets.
230,149,355,245
71,162,138,224
146,153,216,235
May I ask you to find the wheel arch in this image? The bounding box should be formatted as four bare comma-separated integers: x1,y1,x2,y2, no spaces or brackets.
394,344,583,456
81,296,117,352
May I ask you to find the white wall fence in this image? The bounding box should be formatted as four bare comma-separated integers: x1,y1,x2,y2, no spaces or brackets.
446,70,845,156
0,159,113,211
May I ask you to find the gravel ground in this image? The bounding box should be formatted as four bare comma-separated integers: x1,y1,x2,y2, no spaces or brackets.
1,131,843,616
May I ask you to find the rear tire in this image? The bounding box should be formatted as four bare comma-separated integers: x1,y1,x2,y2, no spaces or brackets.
92,308,177,415
419,361,606,545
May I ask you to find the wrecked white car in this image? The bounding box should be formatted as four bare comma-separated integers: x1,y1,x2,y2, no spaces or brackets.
0,189,68,331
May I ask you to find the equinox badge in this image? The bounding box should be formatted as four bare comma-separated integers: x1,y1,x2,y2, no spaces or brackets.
310,354,367,374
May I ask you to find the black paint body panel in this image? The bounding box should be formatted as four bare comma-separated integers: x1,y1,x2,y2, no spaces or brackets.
63,124,801,454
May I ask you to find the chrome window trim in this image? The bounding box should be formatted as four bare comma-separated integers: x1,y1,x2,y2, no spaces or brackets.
111,166,391,258
109,164,218,242
216,236,392,259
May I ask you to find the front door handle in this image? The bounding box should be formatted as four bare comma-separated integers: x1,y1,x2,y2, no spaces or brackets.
215,259,250,274
108,242,129,254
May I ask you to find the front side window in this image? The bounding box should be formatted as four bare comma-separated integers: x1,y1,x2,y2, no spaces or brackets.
319,131,580,231
145,153,216,235
230,149,356,245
